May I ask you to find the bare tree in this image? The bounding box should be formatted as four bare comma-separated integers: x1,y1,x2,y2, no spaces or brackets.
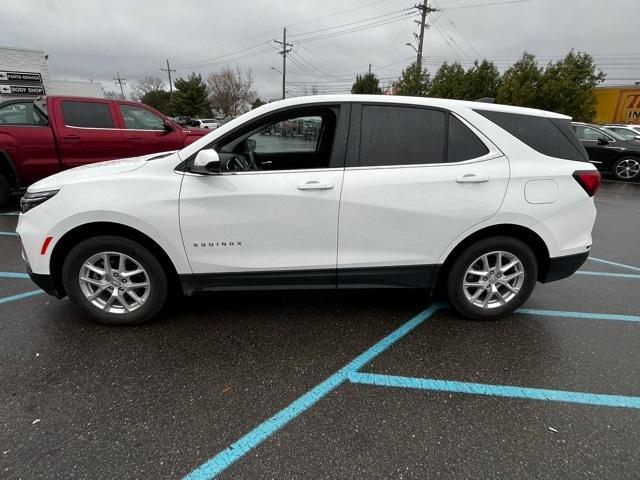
206,67,255,117
132,75,165,100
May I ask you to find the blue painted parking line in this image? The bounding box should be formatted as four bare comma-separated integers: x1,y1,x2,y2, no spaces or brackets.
0,231,18,236
348,372,640,409
589,256,640,273
0,290,43,304
576,270,640,279
518,308,640,322
182,303,446,480
0,271,30,279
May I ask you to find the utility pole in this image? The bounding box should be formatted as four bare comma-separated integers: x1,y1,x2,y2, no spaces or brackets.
414,0,437,73
368,63,372,75
274,28,293,100
161,59,176,95
114,72,126,99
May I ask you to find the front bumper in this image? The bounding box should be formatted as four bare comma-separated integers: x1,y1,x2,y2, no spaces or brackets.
540,251,590,283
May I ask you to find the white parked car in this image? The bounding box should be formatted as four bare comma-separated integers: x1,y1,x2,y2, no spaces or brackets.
602,124,640,141
17,95,600,325
195,118,218,129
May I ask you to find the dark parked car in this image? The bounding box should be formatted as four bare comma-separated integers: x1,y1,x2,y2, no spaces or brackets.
572,122,640,181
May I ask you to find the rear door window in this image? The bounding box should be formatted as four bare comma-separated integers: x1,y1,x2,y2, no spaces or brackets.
61,100,115,128
476,109,588,161
359,105,446,166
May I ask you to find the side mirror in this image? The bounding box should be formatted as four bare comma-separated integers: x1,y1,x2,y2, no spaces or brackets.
246,138,256,152
597,136,610,145
163,120,174,132
190,149,221,174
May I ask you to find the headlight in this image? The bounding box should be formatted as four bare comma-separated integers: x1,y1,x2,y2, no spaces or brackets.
20,189,59,214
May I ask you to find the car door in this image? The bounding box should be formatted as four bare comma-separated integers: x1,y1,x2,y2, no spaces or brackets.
573,124,618,169
53,98,128,168
337,103,509,288
116,103,184,156
179,104,349,289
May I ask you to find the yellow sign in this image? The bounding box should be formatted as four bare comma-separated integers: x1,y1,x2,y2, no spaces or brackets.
595,87,640,124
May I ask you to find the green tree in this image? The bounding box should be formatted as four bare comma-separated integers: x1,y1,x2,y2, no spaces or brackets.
496,52,542,108
351,73,382,94
428,62,467,99
140,89,172,115
169,73,210,117
395,62,430,97
537,50,606,121
251,97,266,109
463,60,500,100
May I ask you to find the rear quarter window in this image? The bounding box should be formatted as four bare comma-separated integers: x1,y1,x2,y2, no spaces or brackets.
475,110,588,161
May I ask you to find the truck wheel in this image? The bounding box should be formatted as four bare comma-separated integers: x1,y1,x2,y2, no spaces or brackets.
62,236,168,326
0,174,10,208
446,236,538,321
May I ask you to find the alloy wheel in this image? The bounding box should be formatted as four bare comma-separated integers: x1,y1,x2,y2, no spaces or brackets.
616,158,640,179
462,250,525,309
78,251,151,314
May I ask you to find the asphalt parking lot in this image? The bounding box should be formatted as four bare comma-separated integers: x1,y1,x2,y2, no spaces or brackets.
1,179,639,480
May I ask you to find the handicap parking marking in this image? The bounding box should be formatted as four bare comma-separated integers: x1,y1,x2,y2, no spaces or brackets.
0,289,43,304
588,256,640,273
576,270,640,280
347,372,640,409
0,271,30,279
182,303,446,480
0,231,18,236
518,307,640,323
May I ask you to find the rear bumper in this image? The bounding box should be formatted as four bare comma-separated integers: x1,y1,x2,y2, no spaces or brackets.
540,251,590,283
26,264,63,298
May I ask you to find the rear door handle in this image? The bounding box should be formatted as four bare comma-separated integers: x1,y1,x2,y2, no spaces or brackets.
456,173,490,183
297,180,335,190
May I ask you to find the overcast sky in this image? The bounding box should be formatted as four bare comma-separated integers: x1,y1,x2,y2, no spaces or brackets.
3,0,639,100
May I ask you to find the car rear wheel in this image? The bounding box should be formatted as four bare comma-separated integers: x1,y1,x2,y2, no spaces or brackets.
62,236,168,326
612,157,640,181
446,236,538,320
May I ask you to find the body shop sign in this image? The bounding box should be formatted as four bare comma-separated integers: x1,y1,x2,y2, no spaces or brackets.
0,71,43,82
0,84,46,95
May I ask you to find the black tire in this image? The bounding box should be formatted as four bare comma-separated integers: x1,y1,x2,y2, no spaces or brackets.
446,236,538,321
0,174,10,208
612,157,640,181
62,236,168,326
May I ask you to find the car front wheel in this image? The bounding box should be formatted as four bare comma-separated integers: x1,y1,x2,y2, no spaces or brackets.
612,157,640,181
62,236,168,325
446,236,538,320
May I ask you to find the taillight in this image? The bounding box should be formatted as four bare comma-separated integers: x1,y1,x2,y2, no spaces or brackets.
572,170,601,197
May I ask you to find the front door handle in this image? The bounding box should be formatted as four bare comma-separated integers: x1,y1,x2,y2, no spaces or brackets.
63,134,80,140
456,173,490,183
297,180,335,190
127,135,142,140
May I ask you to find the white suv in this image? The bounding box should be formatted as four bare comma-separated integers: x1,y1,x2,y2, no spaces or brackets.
17,95,600,325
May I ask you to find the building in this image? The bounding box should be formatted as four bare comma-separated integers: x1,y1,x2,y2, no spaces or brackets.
594,85,640,125
0,45,104,100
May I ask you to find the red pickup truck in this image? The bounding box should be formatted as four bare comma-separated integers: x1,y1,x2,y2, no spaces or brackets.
0,95,208,206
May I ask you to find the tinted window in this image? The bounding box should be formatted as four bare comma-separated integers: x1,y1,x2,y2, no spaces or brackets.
62,101,114,128
360,106,445,166
447,115,489,162
476,110,588,161
0,101,47,126
119,104,165,130
248,115,322,153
